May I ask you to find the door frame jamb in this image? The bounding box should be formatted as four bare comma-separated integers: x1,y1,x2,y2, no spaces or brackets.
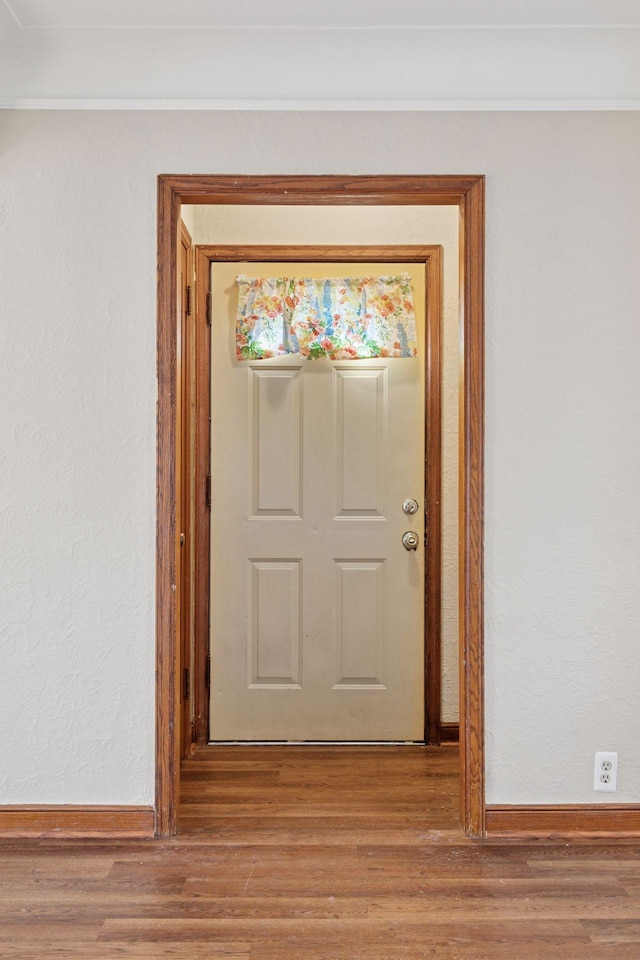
156,174,485,838
195,243,443,749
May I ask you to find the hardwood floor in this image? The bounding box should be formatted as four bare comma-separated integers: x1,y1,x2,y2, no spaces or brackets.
2,745,640,958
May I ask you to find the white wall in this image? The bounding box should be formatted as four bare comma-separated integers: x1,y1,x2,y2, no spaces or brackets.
186,203,460,723
1,110,639,806
179,203,196,239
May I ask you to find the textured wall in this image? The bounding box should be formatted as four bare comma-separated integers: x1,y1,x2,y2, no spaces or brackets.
187,204,460,724
0,110,639,805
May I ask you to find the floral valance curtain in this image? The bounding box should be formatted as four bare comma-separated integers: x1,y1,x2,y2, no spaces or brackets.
235,275,417,360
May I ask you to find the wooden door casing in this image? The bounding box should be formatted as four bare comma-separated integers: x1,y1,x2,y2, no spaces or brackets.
156,175,485,839
178,220,194,760
194,245,442,746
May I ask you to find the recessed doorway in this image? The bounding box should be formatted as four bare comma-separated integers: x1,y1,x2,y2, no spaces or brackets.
156,175,485,838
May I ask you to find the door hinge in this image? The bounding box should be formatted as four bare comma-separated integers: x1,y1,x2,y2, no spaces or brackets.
205,654,211,690
185,284,192,317
183,667,190,701
205,474,212,510
206,290,212,325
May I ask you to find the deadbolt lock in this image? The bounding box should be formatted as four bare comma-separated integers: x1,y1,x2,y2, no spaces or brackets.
402,530,420,551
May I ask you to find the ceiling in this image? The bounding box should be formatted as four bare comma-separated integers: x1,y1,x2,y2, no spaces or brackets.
5,0,640,29
1,0,639,109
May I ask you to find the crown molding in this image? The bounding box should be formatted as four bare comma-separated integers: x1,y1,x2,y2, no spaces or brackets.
5,0,640,29
2,98,640,111
0,24,638,108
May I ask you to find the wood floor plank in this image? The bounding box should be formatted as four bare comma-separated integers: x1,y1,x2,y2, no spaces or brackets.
0,856,115,880
99,916,589,943
529,858,640,878
0,895,367,921
0,840,159,859
179,803,279,817
182,769,281,781
0,877,187,899
250,943,640,960
0,921,103,942
358,842,640,863
184,874,625,901
106,844,359,872
272,803,458,818
582,918,640,942
367,894,640,921
181,769,279,782
184,858,535,883
176,817,460,842
177,822,460,843
0,942,250,959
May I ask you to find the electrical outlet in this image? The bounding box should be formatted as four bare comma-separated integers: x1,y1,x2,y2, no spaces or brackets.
594,752,618,792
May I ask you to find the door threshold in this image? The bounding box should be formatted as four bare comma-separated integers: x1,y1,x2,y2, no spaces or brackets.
207,740,428,746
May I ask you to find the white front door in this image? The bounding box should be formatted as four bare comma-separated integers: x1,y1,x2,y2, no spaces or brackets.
210,260,426,741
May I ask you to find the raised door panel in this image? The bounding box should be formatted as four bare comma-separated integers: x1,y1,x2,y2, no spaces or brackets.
249,560,301,687
334,559,385,687
334,368,386,518
250,367,302,517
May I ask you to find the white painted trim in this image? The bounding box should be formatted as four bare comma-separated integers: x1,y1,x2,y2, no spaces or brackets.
5,0,640,30
8,24,640,31
2,98,640,111
2,21,638,107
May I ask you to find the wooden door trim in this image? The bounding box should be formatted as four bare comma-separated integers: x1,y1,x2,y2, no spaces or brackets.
157,174,485,838
194,244,443,749
458,178,485,837
192,246,212,749
178,220,194,760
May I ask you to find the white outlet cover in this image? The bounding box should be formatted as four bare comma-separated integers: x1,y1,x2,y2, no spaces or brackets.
594,751,618,792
